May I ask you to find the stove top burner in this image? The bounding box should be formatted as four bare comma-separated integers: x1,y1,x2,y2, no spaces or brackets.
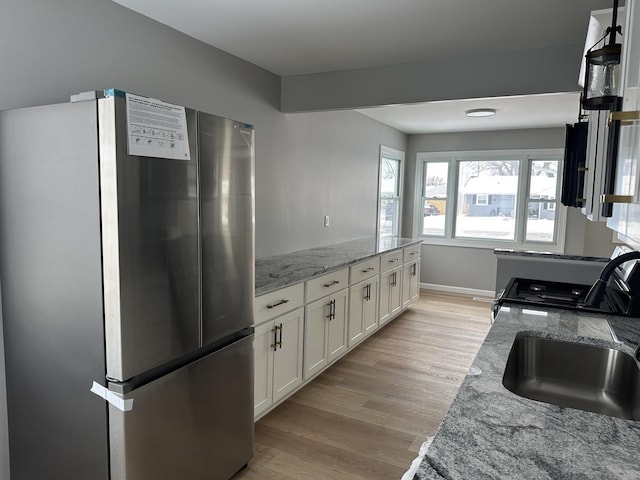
498,278,621,315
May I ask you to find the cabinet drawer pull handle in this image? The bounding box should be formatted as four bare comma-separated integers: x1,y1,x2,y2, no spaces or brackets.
323,280,340,287
388,258,399,263
361,267,374,273
266,299,289,309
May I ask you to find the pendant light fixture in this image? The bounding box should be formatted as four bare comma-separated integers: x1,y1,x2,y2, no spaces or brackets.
582,0,622,110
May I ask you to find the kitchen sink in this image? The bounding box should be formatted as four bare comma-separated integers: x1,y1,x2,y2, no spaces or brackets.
502,334,640,420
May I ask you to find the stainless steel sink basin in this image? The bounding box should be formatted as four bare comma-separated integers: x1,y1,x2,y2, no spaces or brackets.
502,335,640,420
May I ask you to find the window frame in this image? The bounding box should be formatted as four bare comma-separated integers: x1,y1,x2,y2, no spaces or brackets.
377,145,405,237
475,193,489,206
414,149,566,252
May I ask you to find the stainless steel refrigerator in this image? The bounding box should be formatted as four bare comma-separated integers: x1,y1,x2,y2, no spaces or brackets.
0,90,255,479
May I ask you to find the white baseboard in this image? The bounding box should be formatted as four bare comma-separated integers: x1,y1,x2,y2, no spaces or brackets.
420,283,494,299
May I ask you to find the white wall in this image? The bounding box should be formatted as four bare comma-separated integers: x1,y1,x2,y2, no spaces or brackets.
405,128,616,292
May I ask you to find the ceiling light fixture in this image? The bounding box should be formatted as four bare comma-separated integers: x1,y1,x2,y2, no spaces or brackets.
582,0,622,110
465,108,496,117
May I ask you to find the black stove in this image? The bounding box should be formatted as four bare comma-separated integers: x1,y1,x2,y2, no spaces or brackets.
494,248,640,319
497,277,620,314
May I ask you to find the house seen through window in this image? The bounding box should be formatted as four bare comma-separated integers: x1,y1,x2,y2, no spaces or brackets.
419,150,563,249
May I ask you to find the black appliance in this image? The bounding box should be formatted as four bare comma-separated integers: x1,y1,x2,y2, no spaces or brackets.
494,254,640,318
561,122,588,208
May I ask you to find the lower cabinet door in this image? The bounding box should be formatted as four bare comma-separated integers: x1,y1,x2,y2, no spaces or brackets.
381,268,402,326
304,297,330,380
327,289,349,362
272,307,304,403
350,277,379,346
410,260,421,302
253,321,275,418
304,289,349,380
348,285,365,347
402,260,421,308
363,278,379,337
389,268,403,318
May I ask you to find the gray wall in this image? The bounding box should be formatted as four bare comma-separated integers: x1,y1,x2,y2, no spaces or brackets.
282,44,585,112
404,128,616,292
0,0,405,260
0,0,406,476
0,284,6,479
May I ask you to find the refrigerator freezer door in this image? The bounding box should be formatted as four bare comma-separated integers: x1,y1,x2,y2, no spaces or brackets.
109,335,254,480
100,96,201,382
199,113,255,345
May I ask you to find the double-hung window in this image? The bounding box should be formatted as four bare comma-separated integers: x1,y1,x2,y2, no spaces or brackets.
378,146,404,237
417,149,565,250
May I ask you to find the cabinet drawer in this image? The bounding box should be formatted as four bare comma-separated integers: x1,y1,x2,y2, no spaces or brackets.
349,257,380,284
403,244,421,263
305,268,349,303
255,283,304,325
380,250,403,272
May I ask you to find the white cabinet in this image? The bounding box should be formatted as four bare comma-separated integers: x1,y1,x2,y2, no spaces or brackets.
254,283,305,325
608,0,640,243
303,287,348,380
348,276,379,347
349,256,380,284
253,243,421,418
402,258,421,309
379,266,402,326
254,283,305,419
254,306,304,418
582,110,615,222
380,250,403,272
306,268,349,303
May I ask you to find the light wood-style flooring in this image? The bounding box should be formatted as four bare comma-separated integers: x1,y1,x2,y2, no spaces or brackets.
234,291,492,480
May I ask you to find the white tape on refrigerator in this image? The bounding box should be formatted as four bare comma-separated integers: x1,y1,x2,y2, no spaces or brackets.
90,381,134,412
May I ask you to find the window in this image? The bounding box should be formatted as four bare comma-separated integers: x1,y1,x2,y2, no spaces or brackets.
378,146,404,237
416,150,565,250
422,161,448,236
475,194,489,206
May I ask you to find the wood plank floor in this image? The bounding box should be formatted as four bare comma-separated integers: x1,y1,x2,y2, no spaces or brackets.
234,291,492,480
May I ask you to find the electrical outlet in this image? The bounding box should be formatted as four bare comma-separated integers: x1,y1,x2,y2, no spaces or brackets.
324,215,330,227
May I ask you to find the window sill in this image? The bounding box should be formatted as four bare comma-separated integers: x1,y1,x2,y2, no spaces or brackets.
418,236,565,254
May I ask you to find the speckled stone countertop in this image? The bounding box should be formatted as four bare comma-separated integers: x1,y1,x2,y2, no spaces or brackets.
414,305,640,479
255,237,421,295
494,248,609,263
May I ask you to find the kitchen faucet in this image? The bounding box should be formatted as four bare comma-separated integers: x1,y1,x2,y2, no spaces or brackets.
581,251,640,309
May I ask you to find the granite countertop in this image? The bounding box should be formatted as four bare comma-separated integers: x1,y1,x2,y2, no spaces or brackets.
414,305,640,479
255,237,421,295
494,248,609,263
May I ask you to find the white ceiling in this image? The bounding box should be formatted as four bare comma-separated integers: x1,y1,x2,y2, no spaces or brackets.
356,92,582,134
112,0,613,133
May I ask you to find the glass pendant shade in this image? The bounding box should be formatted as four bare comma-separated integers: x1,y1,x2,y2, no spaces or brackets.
583,43,622,110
